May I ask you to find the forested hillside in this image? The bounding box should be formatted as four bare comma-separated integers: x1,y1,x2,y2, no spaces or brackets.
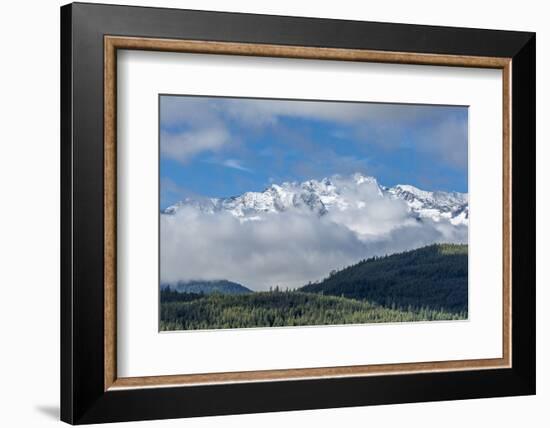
160,244,468,330
300,244,467,313
160,289,464,331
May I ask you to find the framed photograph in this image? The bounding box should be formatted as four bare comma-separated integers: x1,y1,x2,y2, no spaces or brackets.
60,2,535,424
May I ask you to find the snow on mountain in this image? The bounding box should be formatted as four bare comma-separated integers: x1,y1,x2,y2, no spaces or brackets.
163,173,468,226
385,184,468,225
161,173,469,289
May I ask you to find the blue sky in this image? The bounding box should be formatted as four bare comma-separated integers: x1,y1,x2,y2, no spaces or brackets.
160,95,468,209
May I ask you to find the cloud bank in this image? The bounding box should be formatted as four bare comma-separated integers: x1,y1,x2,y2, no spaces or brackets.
160,179,467,290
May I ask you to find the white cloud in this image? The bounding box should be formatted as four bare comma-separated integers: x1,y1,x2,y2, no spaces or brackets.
160,96,468,171
160,127,230,163
160,179,467,290
325,178,414,237
160,96,220,127
221,158,253,172
223,98,422,126
418,115,468,170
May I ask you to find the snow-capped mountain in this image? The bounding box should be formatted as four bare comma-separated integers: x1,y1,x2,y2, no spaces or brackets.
385,184,468,225
163,173,468,226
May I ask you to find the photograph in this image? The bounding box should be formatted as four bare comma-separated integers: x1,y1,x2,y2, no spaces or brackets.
54,2,536,424
159,95,469,331
51,2,538,424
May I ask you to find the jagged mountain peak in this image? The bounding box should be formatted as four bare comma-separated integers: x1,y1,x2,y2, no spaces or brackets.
163,173,468,226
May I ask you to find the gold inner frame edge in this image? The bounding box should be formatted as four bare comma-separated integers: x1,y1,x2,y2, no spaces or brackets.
104,36,512,391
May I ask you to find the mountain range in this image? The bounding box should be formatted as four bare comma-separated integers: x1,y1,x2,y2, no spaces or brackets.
163,173,468,226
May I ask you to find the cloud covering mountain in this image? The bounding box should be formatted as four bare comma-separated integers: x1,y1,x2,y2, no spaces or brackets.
161,174,468,290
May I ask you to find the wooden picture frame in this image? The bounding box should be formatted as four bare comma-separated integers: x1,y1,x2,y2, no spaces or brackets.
61,2,535,424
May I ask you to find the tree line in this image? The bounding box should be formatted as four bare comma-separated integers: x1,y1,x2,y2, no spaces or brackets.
160,289,465,331
160,243,468,330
